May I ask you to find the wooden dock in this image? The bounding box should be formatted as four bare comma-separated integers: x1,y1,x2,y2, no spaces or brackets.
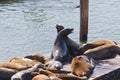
62,55,120,79
45,53,120,79
79,0,120,78
90,55,120,80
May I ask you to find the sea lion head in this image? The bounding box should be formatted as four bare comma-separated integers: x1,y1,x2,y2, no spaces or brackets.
60,28,73,37
45,61,63,70
55,25,73,37
55,24,64,33
71,55,95,78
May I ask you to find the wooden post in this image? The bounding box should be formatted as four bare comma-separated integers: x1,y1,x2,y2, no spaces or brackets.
79,0,89,43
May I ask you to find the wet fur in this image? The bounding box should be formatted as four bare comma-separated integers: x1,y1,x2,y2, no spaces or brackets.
51,28,73,63
71,56,95,78
78,40,117,55
56,25,80,57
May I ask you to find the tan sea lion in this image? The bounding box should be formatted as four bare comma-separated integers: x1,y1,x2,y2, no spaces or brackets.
11,63,44,80
24,53,49,64
38,69,56,77
45,61,63,70
0,62,30,71
78,40,117,55
57,74,87,80
71,55,95,78
38,69,84,80
10,57,39,67
71,44,120,78
84,44,120,60
32,74,50,80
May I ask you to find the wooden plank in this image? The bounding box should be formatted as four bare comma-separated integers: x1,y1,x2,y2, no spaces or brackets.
61,55,120,79
89,55,120,80
44,54,120,79
93,68,120,80
80,0,89,43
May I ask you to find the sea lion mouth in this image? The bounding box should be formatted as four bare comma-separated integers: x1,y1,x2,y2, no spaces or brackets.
69,28,74,33
71,29,74,33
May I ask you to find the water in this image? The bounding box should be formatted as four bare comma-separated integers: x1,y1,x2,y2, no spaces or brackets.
0,0,120,62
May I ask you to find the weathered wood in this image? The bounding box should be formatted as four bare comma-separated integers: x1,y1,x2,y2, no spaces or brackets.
44,54,120,80
89,55,120,80
80,0,89,43
93,68,120,80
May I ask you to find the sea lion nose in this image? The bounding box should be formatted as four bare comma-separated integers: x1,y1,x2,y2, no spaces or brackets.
79,72,86,77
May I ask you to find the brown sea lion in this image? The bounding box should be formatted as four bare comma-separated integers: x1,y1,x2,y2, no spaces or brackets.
11,63,44,80
10,57,39,67
50,76,62,80
24,53,49,64
71,44,120,78
45,61,63,70
71,55,95,78
0,62,30,71
0,67,17,80
38,69,56,77
32,74,50,80
84,44,120,60
78,40,117,55
38,69,85,80
57,73,87,80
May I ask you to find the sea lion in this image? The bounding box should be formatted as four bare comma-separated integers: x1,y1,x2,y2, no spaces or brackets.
0,62,30,71
71,55,95,78
71,44,120,78
55,25,81,57
38,69,56,77
51,28,73,63
38,68,84,80
55,25,118,58
10,57,39,67
24,53,49,64
84,44,120,60
55,24,64,33
57,73,87,80
0,67,17,80
45,61,63,70
11,63,44,80
78,40,117,55
32,74,50,80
